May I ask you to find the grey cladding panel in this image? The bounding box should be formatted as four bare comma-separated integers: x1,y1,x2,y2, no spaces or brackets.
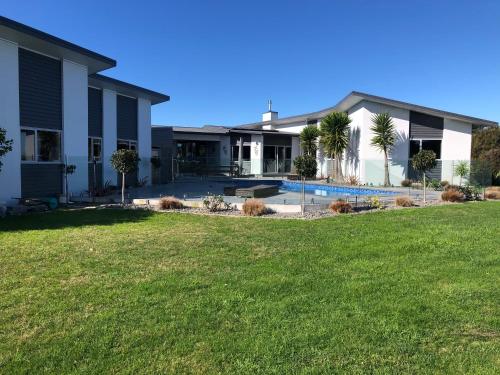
19,48,62,130
21,164,62,197
408,160,442,181
410,111,443,139
88,88,103,137
117,95,138,140
88,163,103,191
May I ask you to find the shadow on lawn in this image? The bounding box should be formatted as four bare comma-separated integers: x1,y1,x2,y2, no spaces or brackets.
0,208,154,232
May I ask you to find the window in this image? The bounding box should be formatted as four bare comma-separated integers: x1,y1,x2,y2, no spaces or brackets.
285,147,292,159
409,140,420,158
231,145,250,161
21,129,35,161
409,139,441,159
88,137,102,162
21,128,61,162
117,139,137,152
422,140,441,159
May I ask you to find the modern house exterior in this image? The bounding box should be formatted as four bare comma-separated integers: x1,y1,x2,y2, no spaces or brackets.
151,124,300,183
0,16,169,205
154,92,496,185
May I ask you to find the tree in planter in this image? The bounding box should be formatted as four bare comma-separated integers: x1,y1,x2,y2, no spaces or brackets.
110,149,140,204
293,155,317,179
454,161,469,186
319,112,351,182
370,112,396,187
300,125,320,157
412,149,437,202
0,128,13,173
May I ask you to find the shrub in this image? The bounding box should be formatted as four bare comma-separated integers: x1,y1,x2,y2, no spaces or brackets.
458,185,482,201
395,196,414,207
329,199,352,214
365,196,382,209
485,186,500,200
293,155,317,179
428,179,441,191
345,175,360,186
203,195,232,212
159,196,183,210
401,179,412,187
412,182,423,190
440,180,449,188
242,199,267,216
441,188,464,202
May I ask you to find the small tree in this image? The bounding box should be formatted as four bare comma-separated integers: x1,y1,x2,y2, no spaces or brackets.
454,161,469,186
293,155,317,179
320,112,351,181
412,150,437,202
300,125,320,157
0,128,13,173
370,112,396,187
110,149,140,204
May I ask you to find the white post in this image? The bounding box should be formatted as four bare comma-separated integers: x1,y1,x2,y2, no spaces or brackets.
0,39,21,205
62,59,88,197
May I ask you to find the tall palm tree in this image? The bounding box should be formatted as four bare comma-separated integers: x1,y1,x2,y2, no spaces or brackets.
300,125,320,157
370,112,396,187
320,112,351,181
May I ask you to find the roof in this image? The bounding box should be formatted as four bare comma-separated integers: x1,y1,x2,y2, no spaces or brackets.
236,91,498,129
89,74,170,105
154,125,298,136
0,15,116,74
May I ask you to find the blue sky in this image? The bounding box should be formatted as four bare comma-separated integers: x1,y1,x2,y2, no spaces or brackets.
3,1,499,126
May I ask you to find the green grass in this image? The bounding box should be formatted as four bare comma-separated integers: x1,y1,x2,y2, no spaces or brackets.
0,203,499,374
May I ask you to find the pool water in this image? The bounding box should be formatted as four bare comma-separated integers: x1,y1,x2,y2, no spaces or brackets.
234,180,397,198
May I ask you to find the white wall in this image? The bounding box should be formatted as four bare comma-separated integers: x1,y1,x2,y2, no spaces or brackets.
63,59,88,196
0,38,21,205
358,101,410,185
250,134,263,175
102,89,117,185
137,98,152,185
441,118,472,183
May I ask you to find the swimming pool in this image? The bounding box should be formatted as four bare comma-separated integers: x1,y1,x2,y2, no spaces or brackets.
234,179,397,198
280,181,397,197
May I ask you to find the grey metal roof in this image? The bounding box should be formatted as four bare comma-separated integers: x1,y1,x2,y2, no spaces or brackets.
156,125,298,136
0,15,116,74
235,91,498,129
89,74,170,105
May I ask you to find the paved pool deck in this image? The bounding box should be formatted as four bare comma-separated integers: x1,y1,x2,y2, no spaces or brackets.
118,177,440,206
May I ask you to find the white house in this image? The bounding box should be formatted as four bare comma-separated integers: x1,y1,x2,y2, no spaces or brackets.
0,16,169,205
233,92,497,185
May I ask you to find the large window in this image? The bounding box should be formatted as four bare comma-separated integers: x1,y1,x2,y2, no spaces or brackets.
88,137,102,162
409,139,441,159
21,128,61,162
117,139,137,151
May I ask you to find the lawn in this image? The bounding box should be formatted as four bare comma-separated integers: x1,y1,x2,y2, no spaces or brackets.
0,203,499,374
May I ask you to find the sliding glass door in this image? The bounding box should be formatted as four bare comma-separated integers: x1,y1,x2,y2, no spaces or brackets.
263,145,292,174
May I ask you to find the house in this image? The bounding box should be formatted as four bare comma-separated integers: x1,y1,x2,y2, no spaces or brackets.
154,93,496,185
0,16,169,205
151,123,300,183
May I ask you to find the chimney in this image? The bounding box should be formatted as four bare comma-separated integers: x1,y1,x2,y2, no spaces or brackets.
262,99,278,122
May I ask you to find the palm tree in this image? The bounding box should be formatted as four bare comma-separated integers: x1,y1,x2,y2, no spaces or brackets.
370,112,396,187
319,112,351,181
300,125,320,157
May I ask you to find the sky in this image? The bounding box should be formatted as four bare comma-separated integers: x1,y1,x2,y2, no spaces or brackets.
2,0,499,127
